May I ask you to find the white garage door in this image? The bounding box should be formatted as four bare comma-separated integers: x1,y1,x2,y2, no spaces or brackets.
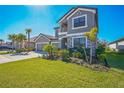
36,43,48,51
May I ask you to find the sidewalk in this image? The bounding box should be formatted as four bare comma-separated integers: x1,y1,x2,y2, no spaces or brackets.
0,52,39,64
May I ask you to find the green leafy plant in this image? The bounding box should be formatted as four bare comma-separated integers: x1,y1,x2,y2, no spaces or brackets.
72,52,82,58
43,44,57,59
26,47,35,51
59,49,70,62
84,27,98,64
98,54,106,62
16,48,25,53
96,42,106,55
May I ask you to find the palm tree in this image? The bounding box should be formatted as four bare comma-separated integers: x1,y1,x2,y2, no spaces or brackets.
0,39,4,45
16,33,26,49
25,29,32,48
8,34,17,50
84,27,98,64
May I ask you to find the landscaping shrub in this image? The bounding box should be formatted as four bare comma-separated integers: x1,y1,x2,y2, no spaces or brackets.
16,48,26,53
98,54,106,62
96,43,106,55
105,47,112,52
59,49,70,62
43,44,57,59
69,47,90,60
72,52,82,58
26,47,35,51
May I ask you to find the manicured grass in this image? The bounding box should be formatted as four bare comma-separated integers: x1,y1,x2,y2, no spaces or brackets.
0,58,124,88
0,51,13,55
106,53,124,70
0,51,9,54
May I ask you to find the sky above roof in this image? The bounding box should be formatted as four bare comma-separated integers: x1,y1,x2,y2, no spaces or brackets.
0,5,124,42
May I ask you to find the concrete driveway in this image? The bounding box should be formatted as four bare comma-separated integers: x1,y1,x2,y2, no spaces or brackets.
0,52,39,64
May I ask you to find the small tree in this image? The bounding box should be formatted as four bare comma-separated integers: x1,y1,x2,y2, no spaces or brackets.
84,27,98,64
25,28,32,48
8,34,17,51
43,43,56,59
16,33,26,49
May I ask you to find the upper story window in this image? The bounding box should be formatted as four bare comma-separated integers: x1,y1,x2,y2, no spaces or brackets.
72,14,87,29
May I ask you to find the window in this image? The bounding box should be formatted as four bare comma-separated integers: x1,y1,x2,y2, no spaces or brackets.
73,37,86,48
72,15,87,29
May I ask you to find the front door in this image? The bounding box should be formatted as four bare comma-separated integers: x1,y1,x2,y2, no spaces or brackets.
61,38,67,49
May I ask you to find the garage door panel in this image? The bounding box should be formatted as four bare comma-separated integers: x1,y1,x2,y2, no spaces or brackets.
36,43,48,51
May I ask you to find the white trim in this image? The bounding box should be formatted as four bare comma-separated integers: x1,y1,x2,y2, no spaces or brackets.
34,34,50,42
67,8,96,20
72,36,87,48
58,8,96,23
59,36,68,40
58,32,86,40
67,32,85,37
72,14,88,30
58,32,67,35
58,9,75,23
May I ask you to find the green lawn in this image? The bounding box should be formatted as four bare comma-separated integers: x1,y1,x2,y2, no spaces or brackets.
0,58,124,88
0,51,13,55
106,53,124,70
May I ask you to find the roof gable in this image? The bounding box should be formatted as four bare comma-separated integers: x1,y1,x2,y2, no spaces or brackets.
34,33,57,42
34,33,50,42
58,7,97,23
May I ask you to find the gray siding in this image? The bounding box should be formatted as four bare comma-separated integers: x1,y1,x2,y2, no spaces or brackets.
67,10,96,34
57,8,97,50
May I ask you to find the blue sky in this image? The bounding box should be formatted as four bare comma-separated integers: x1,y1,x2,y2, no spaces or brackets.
0,5,124,42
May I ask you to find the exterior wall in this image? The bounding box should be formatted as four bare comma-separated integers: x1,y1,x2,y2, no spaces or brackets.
35,35,60,50
27,42,35,48
118,41,124,45
35,36,50,51
54,27,60,37
59,35,93,49
67,10,96,34
116,41,124,51
36,43,48,51
58,9,97,49
109,43,117,49
52,42,60,48
109,41,124,51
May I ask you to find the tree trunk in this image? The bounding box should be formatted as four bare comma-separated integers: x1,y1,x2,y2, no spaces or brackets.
28,33,30,48
83,48,88,62
90,42,93,64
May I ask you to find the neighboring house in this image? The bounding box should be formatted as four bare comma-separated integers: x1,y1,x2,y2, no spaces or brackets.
54,6,98,49
29,33,60,51
0,42,12,50
109,37,124,51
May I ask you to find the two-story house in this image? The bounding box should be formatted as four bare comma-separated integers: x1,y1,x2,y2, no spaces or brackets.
24,6,98,51
54,6,98,49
